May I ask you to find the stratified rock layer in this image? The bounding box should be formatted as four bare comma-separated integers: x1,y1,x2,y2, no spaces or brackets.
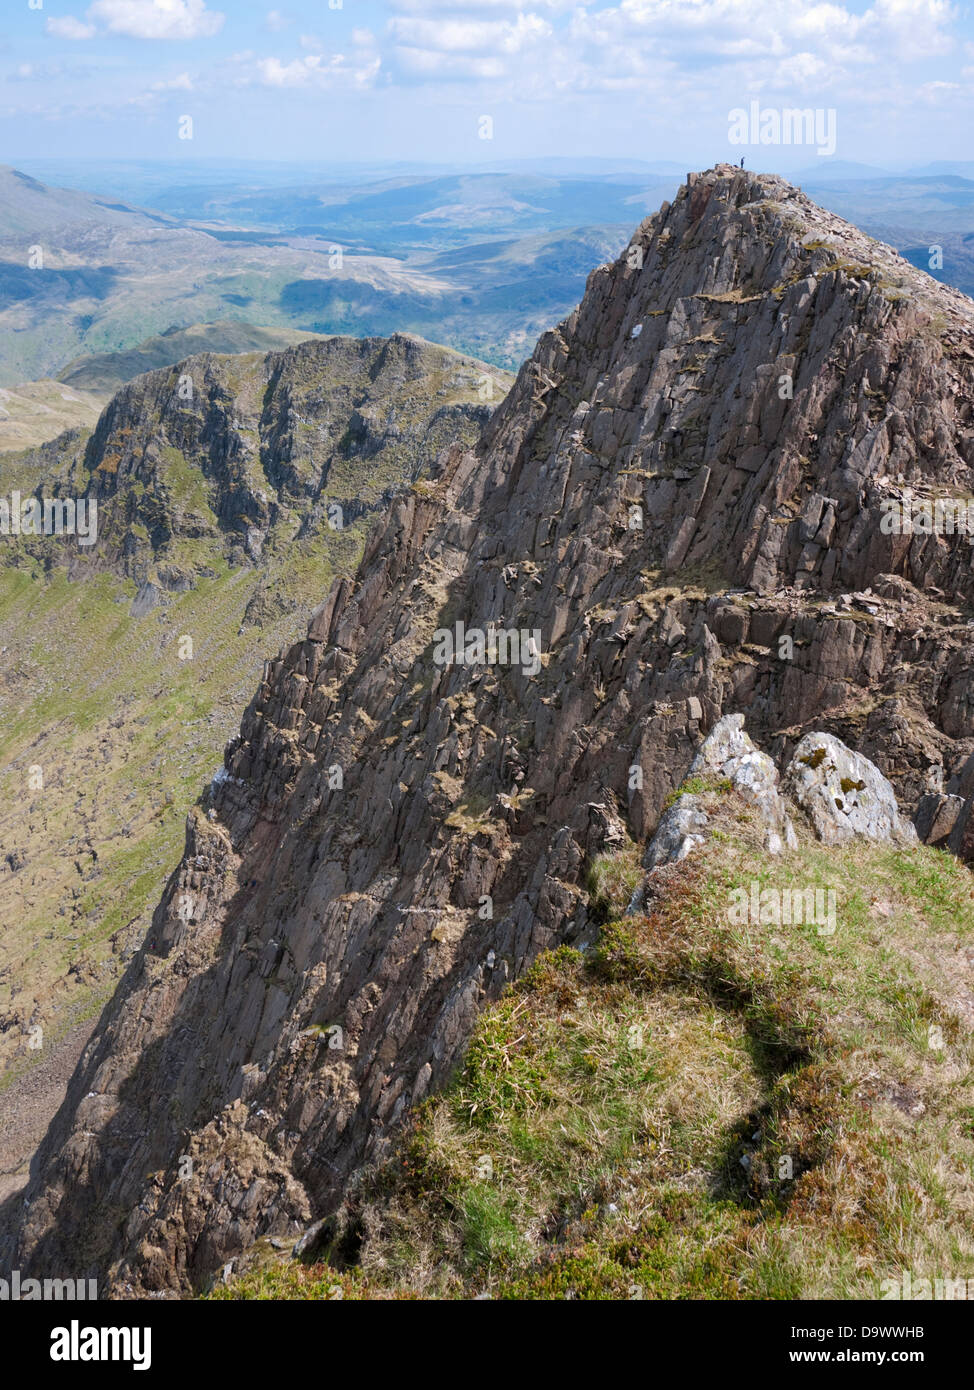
5,166,974,1295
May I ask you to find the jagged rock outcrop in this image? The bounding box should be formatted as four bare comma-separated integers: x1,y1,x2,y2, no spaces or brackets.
5,165,974,1295
5,333,508,596
688,711,797,854
914,791,964,847
641,794,711,874
638,713,797,882
916,750,974,860
948,798,974,862
635,716,910,897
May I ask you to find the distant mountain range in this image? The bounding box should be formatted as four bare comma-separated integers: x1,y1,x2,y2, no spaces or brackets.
2,157,974,423
0,165,454,388
0,163,648,393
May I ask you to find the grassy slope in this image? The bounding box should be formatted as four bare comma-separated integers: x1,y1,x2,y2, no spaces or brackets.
213,781,974,1300
0,555,334,1090
0,379,106,454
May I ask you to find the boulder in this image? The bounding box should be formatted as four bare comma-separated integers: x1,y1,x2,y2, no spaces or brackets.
783,732,918,847
634,715,796,904
641,793,709,872
948,796,974,863
947,751,974,803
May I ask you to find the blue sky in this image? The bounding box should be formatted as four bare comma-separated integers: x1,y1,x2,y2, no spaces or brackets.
1,0,972,165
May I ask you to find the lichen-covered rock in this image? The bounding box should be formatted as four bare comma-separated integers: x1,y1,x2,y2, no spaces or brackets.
783,733,919,847
689,713,797,854
632,716,796,911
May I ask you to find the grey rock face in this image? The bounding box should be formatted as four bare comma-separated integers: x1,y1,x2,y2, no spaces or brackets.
915,792,965,847
783,732,919,847
642,793,710,872
948,797,974,862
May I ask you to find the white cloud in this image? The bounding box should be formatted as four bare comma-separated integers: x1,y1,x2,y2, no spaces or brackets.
395,46,507,78
862,0,956,59
917,78,960,100
257,54,315,86
87,0,225,40
151,70,193,89
367,0,967,128
249,51,381,89
46,15,97,40
389,15,551,54
390,0,572,10
299,26,375,51
551,0,958,97
770,51,833,86
15,0,974,152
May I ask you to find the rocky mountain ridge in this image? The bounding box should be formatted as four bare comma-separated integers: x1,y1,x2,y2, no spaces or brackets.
0,324,326,455
7,332,507,597
5,165,974,1294
0,335,505,1195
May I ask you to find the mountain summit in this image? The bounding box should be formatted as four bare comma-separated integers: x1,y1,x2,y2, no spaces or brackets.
6,165,974,1294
